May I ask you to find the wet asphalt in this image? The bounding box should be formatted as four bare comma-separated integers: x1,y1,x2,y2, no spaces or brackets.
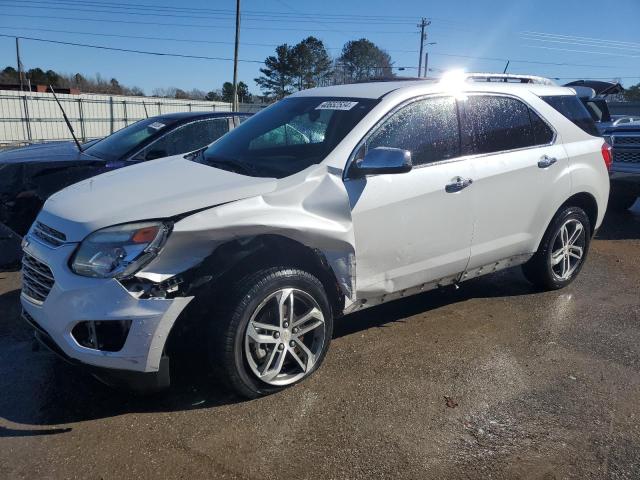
1,204,639,479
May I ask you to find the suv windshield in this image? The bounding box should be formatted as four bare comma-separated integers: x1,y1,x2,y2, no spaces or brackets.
198,97,378,178
85,117,177,161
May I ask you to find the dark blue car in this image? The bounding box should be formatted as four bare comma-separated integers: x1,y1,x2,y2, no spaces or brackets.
0,111,251,269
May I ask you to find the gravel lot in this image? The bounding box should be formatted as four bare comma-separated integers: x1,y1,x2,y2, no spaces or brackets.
1,204,639,479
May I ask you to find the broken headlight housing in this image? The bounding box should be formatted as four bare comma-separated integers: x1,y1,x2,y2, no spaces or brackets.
71,221,171,279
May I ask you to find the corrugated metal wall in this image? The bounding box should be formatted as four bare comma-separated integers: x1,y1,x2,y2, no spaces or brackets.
0,90,236,146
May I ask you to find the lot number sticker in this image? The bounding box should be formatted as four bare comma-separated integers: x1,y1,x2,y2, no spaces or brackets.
148,122,166,131
315,101,358,111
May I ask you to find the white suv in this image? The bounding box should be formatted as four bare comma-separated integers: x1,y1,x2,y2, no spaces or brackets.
21,77,610,397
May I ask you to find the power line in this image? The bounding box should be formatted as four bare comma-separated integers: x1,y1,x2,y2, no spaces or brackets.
0,13,414,34
0,0,417,25
0,26,420,53
430,51,636,70
522,44,640,60
0,0,419,21
0,33,420,69
523,31,640,50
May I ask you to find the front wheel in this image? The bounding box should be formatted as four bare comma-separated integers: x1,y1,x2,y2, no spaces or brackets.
522,206,591,290
209,268,333,398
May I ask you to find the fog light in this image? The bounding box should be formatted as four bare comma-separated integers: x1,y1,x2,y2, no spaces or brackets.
71,320,132,352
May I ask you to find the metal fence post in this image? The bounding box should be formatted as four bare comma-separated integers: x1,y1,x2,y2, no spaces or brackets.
109,96,114,134
123,100,128,127
157,101,161,115
77,98,86,141
21,94,32,143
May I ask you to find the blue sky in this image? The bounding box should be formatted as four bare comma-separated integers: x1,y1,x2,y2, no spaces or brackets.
0,0,639,96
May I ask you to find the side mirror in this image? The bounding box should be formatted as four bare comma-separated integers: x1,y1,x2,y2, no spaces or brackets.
145,149,167,160
351,147,412,178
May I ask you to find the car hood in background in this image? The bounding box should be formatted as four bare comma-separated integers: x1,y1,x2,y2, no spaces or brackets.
39,155,278,242
563,80,625,96
0,141,101,164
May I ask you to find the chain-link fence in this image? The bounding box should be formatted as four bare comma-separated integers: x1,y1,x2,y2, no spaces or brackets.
0,90,266,148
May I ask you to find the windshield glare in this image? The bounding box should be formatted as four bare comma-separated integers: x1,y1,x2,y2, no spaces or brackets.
85,117,175,161
199,97,377,178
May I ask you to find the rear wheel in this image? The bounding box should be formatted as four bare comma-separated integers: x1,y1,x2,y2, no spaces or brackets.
522,206,591,290
209,268,333,398
609,192,637,212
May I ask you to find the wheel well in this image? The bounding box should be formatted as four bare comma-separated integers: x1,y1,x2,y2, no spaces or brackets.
192,234,345,316
561,192,598,235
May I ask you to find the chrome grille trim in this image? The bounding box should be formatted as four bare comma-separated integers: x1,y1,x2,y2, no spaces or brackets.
21,253,55,304
32,221,67,248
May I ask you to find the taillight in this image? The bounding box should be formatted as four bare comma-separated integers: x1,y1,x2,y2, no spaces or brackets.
601,142,613,171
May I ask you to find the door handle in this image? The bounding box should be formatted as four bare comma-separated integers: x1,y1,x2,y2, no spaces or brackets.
537,155,557,168
445,177,473,193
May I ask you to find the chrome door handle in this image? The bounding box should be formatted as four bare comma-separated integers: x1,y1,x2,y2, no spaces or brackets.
445,177,473,193
538,155,557,168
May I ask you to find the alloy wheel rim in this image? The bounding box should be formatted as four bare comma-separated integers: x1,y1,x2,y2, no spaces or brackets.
244,288,325,386
550,218,586,281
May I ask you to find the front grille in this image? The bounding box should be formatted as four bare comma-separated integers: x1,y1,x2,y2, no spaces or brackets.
612,135,640,146
32,221,67,247
613,150,640,164
22,253,55,304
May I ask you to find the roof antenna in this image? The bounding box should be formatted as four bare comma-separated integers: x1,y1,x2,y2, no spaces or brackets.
49,85,83,152
142,102,149,119
503,60,510,74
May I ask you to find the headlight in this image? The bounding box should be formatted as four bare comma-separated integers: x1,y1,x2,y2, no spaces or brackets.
71,221,171,279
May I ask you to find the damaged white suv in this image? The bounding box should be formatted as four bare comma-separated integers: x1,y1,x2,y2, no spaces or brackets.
21,78,610,397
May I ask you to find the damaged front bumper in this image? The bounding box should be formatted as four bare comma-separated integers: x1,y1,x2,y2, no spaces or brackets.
20,238,193,378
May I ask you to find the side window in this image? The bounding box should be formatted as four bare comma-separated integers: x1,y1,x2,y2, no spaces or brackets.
528,108,554,145
464,95,536,154
366,96,460,166
134,118,230,160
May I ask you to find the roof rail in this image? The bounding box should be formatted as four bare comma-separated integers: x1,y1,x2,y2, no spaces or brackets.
463,73,557,85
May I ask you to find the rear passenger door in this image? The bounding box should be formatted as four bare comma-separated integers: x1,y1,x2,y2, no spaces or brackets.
346,96,475,297
459,94,571,270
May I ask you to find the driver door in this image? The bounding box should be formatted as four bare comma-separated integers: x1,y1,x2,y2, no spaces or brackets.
345,96,475,297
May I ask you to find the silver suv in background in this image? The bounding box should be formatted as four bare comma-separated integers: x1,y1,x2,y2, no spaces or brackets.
21,76,610,397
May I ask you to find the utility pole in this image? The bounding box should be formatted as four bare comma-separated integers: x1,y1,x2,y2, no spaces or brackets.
231,0,241,111
424,52,429,77
417,18,430,78
16,37,24,91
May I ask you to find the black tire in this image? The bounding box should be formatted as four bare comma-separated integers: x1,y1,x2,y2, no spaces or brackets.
522,206,591,291
208,267,333,398
609,192,637,212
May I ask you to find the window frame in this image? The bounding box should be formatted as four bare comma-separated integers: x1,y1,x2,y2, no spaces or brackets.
344,92,558,181
344,94,463,180
457,92,557,159
127,116,233,161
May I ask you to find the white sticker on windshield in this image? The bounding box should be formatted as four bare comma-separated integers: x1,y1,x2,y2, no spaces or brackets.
148,121,166,131
315,101,358,111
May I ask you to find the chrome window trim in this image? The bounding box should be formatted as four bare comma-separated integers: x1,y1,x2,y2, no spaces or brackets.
344,91,557,180
127,117,233,162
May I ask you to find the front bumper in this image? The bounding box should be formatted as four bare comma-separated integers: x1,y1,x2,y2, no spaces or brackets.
20,236,193,374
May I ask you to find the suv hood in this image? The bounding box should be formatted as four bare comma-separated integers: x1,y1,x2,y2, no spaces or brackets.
38,155,278,242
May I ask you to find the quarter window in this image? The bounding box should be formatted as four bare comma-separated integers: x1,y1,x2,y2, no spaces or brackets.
366,96,460,166
464,95,539,154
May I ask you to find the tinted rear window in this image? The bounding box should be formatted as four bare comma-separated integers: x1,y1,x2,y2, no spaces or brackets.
541,95,600,137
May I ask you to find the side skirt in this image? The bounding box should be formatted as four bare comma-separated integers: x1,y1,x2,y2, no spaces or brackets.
344,253,533,315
